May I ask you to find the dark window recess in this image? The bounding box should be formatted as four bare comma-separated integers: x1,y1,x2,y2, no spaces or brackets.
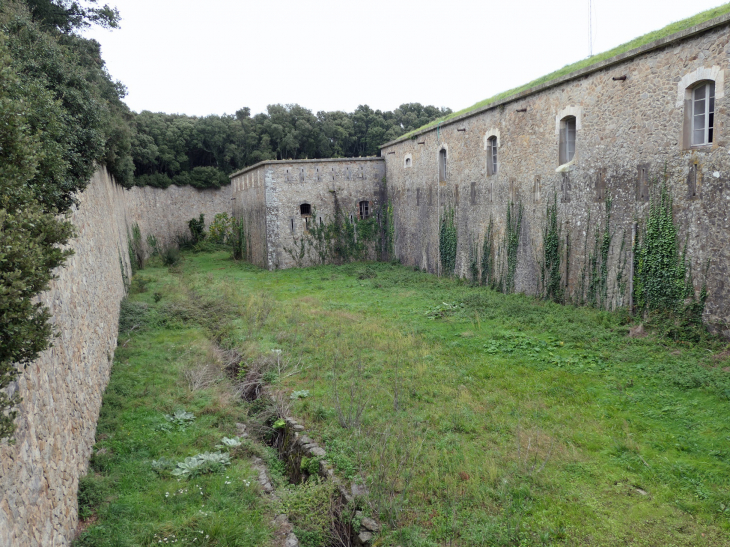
405,157,412,167
439,149,447,182
559,116,576,165
470,182,476,205
687,163,699,199
300,203,311,216
416,188,421,206
561,173,571,203
332,167,335,181
636,163,650,202
290,218,295,232
319,216,323,226
359,201,370,219
595,168,607,202
349,213,354,223
316,168,321,182
285,169,291,182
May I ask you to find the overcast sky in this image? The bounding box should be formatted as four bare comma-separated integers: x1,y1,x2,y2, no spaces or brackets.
83,0,729,117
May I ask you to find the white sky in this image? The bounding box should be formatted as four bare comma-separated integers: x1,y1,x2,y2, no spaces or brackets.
84,0,730,117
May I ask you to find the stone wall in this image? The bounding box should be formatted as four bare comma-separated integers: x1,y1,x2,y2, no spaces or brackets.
231,165,269,268
380,16,730,333
0,170,233,546
121,183,232,252
231,158,386,270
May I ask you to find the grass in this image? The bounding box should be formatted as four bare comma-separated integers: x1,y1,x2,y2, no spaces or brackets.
395,2,730,142
72,263,277,547
85,250,730,546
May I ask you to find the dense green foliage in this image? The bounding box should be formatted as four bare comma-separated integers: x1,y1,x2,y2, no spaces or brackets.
439,207,457,276
633,183,708,341
540,196,563,303
0,0,133,439
129,103,451,189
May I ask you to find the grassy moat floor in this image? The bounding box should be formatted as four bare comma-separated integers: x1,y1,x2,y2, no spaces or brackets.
77,250,730,546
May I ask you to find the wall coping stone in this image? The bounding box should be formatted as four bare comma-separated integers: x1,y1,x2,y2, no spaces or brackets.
379,11,730,149
229,157,384,179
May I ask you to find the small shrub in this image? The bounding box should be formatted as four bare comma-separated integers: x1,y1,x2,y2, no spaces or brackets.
164,409,196,429
118,299,149,334
160,244,181,266
209,212,233,244
130,276,150,294
188,214,206,245
171,451,231,478
77,474,108,520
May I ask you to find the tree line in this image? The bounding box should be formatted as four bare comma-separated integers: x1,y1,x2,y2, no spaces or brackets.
0,0,450,439
129,103,451,189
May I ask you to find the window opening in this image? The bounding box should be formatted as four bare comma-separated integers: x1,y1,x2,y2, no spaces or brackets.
439,149,448,182
559,116,576,165
692,81,715,146
300,203,311,216
487,136,498,175
359,201,370,219
405,157,412,167
290,218,294,232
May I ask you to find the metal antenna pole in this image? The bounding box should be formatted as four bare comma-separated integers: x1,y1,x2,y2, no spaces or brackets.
588,0,593,57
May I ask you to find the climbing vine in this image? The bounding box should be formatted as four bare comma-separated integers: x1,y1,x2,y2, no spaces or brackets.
481,217,496,288
285,196,380,266
540,195,563,303
439,206,457,276
634,182,708,340
501,200,523,294
586,195,613,309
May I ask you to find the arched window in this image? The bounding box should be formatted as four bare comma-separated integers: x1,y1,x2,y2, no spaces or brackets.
692,81,715,146
300,203,311,216
487,136,498,176
559,116,576,165
405,157,412,167
439,149,447,182
359,201,370,219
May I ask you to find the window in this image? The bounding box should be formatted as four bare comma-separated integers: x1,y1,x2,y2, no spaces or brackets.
359,201,370,219
439,149,447,182
559,116,576,165
692,81,715,146
487,136,498,175
405,157,412,167
300,203,311,216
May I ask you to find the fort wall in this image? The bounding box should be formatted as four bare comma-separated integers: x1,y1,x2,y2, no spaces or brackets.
0,171,232,546
381,18,730,333
231,158,386,269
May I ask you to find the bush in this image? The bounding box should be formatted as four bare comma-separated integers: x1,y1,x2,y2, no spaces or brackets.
77,474,108,520
188,214,206,245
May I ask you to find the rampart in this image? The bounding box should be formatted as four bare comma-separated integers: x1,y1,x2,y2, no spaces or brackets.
0,170,231,546
231,158,386,269
380,14,730,334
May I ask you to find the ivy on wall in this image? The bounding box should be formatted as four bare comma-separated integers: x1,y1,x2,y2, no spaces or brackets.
481,217,496,288
540,195,563,303
501,200,523,294
285,194,380,267
439,206,457,276
633,182,707,338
